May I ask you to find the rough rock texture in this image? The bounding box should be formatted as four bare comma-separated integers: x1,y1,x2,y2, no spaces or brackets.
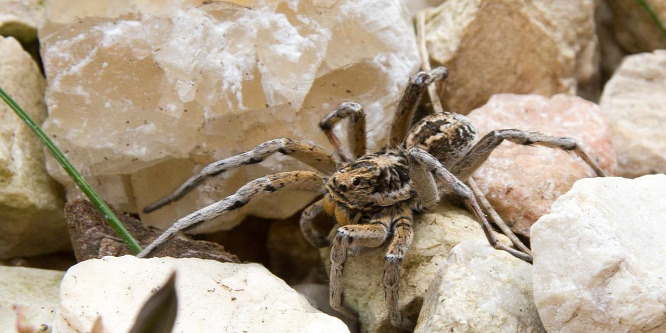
467,94,616,238
0,266,64,333
532,175,666,332
424,0,598,113
599,50,666,178
0,36,68,259
0,0,43,43
323,203,511,333
55,256,349,333
606,0,666,53
64,199,239,263
39,0,420,231
415,240,544,333
294,282,359,332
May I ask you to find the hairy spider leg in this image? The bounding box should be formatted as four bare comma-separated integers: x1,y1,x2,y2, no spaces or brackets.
409,148,533,263
451,129,607,181
389,67,448,148
138,171,326,257
143,138,336,213
319,102,366,162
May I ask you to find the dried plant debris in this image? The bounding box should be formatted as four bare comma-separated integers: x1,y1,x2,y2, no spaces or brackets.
64,199,239,263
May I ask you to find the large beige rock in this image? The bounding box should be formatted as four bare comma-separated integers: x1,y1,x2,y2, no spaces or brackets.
532,175,666,332
606,0,666,53
0,36,68,258
0,0,43,43
0,266,64,332
39,0,420,231
415,240,544,333
55,256,349,333
599,50,666,178
424,0,598,113
324,203,511,333
468,94,616,237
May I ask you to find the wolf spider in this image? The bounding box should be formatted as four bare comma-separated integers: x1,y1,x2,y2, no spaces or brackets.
137,66,605,329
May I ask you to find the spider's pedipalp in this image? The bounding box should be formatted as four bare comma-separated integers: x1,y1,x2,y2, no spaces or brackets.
451,129,606,181
143,138,336,213
320,102,366,162
389,67,448,148
138,171,326,258
299,198,330,248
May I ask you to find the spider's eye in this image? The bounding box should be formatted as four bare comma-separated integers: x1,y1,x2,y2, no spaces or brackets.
352,178,360,186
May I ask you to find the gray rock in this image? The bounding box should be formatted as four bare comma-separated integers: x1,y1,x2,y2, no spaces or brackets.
415,240,544,333
600,50,666,178
532,175,666,332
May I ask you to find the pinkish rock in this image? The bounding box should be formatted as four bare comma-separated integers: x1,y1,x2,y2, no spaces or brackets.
466,94,616,238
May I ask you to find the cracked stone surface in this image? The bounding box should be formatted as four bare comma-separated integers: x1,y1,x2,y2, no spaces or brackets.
39,0,420,231
532,175,666,332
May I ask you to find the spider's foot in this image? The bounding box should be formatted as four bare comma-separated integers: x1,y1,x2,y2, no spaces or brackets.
332,304,358,320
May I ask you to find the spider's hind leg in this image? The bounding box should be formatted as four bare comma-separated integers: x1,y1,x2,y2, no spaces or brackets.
409,148,533,263
138,171,326,258
143,138,337,213
389,67,448,148
451,129,606,181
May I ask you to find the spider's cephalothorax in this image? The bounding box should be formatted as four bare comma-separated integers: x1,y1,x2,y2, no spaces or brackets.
138,66,605,330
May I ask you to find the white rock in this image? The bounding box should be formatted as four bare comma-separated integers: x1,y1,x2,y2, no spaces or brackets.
0,266,64,333
54,256,348,333
39,0,420,231
324,203,511,333
599,50,666,178
424,0,597,113
415,240,544,333
0,36,68,258
531,175,666,332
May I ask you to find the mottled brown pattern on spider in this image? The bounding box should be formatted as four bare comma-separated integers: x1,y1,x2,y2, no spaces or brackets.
407,112,477,168
138,66,605,330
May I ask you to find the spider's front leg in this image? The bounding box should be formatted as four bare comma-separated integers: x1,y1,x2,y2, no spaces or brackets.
137,171,326,257
409,148,533,263
383,206,415,330
143,138,337,213
452,129,606,181
330,221,389,319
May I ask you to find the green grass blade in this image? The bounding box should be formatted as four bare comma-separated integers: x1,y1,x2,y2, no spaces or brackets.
637,0,666,37
0,86,143,254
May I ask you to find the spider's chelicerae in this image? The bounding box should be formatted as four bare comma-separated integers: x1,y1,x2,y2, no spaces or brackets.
137,67,605,329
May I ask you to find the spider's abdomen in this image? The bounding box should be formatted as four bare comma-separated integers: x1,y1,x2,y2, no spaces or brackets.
406,112,477,168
